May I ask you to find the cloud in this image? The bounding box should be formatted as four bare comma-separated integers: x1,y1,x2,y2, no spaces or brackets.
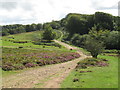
0,0,34,11
0,0,119,25
0,2,17,11
118,1,120,16
90,0,119,11
19,2,33,11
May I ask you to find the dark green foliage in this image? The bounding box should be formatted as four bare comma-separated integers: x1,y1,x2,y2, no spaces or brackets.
94,12,113,30
19,46,23,48
64,12,117,37
66,15,88,36
2,30,10,36
43,25,56,40
73,78,79,82
2,23,42,36
113,16,120,31
50,21,61,29
103,50,118,54
104,31,119,49
13,40,28,43
84,37,105,58
33,40,62,48
88,27,119,50
88,25,110,41
25,25,32,32
70,34,90,47
36,23,42,30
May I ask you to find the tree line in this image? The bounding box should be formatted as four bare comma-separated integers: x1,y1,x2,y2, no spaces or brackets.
1,23,42,36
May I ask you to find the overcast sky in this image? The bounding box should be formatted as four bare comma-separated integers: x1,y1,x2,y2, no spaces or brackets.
0,0,119,25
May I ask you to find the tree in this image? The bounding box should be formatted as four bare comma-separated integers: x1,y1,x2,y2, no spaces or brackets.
2,29,9,36
25,25,32,32
66,15,87,37
31,23,37,31
43,25,56,40
84,37,105,58
89,25,110,41
94,12,113,30
89,26,119,50
50,21,60,29
113,16,120,31
17,26,26,33
36,23,42,30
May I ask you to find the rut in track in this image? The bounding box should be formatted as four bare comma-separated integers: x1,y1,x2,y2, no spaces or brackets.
2,40,91,88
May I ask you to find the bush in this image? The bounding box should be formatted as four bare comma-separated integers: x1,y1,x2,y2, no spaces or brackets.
71,34,90,47
25,63,37,68
33,40,62,48
19,46,23,48
103,50,118,53
10,40,29,43
13,64,25,70
2,63,14,71
76,58,108,69
104,31,120,49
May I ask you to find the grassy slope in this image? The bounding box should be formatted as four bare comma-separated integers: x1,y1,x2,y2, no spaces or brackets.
61,55,118,88
3,31,43,40
1,31,66,50
2,31,42,47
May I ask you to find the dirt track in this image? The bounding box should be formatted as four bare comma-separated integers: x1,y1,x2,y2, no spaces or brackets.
2,40,90,88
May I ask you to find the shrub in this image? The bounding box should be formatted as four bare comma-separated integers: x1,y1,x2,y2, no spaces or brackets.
33,40,62,48
13,64,25,70
104,31,119,49
2,63,14,71
11,40,29,43
70,34,90,47
73,78,79,82
96,61,108,67
25,63,37,68
76,58,109,69
19,46,23,48
103,50,118,53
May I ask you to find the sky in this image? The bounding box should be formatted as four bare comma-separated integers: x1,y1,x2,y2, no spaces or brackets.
0,0,119,25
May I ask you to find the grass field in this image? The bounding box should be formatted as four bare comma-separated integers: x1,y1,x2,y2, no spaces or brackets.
61,55,118,88
1,30,67,50
2,31,64,50
2,31,43,41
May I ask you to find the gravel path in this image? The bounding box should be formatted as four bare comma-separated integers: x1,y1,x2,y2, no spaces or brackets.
2,40,90,88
